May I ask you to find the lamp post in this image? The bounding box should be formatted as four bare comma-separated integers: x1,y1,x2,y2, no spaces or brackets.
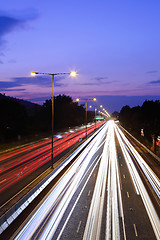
95,107,97,130
31,71,76,168
99,105,111,118
76,98,96,138
102,108,110,117
89,105,97,130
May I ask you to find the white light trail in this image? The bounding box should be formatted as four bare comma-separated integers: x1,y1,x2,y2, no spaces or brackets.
83,120,125,240
12,121,160,240
116,126,160,199
14,121,109,240
115,125,160,240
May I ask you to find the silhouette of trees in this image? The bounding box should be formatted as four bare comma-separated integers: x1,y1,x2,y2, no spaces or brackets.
111,111,119,118
0,94,89,144
119,100,160,148
41,94,85,130
0,98,28,142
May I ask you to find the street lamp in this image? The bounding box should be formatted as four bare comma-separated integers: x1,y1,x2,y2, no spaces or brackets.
88,105,97,130
31,71,76,168
76,97,96,138
102,108,110,117
95,107,97,129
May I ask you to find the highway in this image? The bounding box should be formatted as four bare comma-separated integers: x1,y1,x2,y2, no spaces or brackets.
1,120,160,239
0,121,104,197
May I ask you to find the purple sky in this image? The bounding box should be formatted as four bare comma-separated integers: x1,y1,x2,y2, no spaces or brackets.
0,0,160,112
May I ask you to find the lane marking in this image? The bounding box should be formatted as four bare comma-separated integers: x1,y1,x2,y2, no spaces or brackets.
88,190,91,196
56,155,101,240
127,192,130,198
77,221,82,233
123,174,125,178
133,224,138,237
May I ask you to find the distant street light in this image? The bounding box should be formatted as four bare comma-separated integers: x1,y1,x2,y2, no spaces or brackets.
88,105,97,130
99,109,110,119
95,107,97,130
102,108,110,117
76,97,96,138
31,71,76,168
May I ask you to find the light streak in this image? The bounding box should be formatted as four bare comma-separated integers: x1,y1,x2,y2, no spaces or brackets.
6,120,160,240
116,126,160,199
14,122,109,239
115,124,160,240
83,121,124,240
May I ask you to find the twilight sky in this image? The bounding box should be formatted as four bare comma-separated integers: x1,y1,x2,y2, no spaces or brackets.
0,0,160,112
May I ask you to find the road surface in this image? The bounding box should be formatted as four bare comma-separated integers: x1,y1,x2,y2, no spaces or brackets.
1,120,160,239
0,122,104,198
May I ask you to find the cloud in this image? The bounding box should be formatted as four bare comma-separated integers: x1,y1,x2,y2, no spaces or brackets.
93,76,111,84
0,60,3,64
0,9,38,51
146,70,158,74
0,16,21,36
0,9,38,35
0,75,66,92
1,88,26,92
148,80,160,84
78,82,111,86
94,77,108,81
78,82,101,86
77,76,111,86
8,59,16,63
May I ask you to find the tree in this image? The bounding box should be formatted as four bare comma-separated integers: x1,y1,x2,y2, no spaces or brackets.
0,98,28,141
41,94,86,130
119,100,160,148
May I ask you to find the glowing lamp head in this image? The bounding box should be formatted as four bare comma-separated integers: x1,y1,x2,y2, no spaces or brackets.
100,105,103,108
93,98,96,101
89,105,92,108
70,71,77,77
76,98,80,102
31,72,37,76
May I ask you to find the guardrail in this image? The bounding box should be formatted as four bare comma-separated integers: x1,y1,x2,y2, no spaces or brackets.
0,124,105,235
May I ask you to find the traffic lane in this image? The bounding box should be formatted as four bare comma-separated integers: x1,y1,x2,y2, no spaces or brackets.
0,125,88,162
0,124,101,194
0,122,101,163
0,123,102,175
54,121,110,240
0,123,104,208
0,140,84,207
120,126,160,178
0,138,51,162
117,126,160,213
0,126,88,173
53,150,103,239
127,142,160,216
8,123,108,239
0,148,87,240
116,140,156,240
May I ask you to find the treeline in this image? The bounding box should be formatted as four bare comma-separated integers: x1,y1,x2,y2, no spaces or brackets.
119,100,160,149
0,94,94,144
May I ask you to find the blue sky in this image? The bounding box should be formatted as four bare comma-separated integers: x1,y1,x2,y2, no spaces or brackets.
0,0,160,112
